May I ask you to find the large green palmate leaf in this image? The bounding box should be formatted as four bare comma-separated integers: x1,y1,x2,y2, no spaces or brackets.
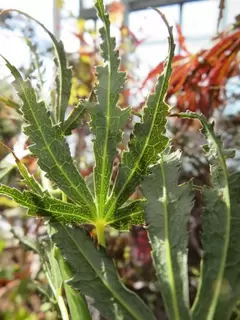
52,223,155,320
141,150,193,320
0,185,93,224
1,57,95,214
104,9,174,221
109,199,145,230
86,0,130,218
0,0,175,240
0,9,72,124
176,112,239,320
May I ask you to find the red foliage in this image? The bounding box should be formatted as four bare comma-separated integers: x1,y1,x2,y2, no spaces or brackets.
141,24,240,117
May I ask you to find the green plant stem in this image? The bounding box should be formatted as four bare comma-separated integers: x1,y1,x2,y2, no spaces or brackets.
42,226,70,320
43,264,69,320
95,219,106,247
62,191,67,202
55,246,91,320
56,294,70,320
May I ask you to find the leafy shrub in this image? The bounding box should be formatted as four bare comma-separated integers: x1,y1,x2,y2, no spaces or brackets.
0,1,240,319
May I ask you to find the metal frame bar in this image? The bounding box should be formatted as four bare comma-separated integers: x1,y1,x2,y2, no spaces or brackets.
79,0,202,19
128,0,201,11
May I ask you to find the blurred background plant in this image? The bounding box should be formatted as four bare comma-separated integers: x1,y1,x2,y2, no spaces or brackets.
0,0,240,319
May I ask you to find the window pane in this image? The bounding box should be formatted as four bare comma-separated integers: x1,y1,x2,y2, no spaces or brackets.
226,0,240,24
0,0,54,31
60,0,80,52
129,5,180,42
82,0,113,9
129,42,170,86
182,0,218,37
63,0,79,14
135,43,168,67
184,39,213,53
128,5,180,84
225,77,240,115
0,0,53,69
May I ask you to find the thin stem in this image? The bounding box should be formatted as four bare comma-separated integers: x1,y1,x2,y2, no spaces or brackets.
62,191,67,202
43,264,69,320
95,219,106,247
56,295,70,320
55,246,91,320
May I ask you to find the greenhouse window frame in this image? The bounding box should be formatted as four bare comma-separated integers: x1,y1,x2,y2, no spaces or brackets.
79,0,202,20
